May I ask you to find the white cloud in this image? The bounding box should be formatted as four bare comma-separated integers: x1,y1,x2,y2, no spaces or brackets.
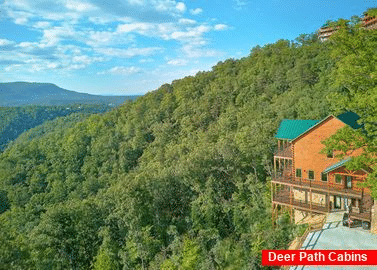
15,17,29,25
30,64,44,72
181,44,220,58
3,0,30,9
176,2,186,12
88,15,131,25
5,65,21,72
88,31,115,46
214,24,229,31
116,22,179,40
40,26,77,47
170,25,211,41
179,18,196,25
17,42,39,48
117,22,154,34
153,0,180,13
98,66,142,75
47,62,60,69
65,0,97,12
0,0,230,87
140,58,154,63
0,39,15,46
72,55,104,65
34,21,51,29
66,64,86,70
167,58,188,66
5,10,33,25
189,8,203,15
128,0,145,5
96,47,162,58
234,0,248,10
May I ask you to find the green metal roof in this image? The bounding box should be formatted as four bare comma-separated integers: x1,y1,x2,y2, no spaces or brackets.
275,119,320,140
323,158,352,174
336,111,362,129
275,112,361,141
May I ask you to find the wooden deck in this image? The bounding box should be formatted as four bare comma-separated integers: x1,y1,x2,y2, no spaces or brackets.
273,189,329,214
272,174,363,199
273,188,372,222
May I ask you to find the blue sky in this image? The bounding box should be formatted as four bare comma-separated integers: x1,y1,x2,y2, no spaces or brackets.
0,0,374,95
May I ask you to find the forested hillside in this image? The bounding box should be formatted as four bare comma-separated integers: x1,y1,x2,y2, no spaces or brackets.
0,104,114,152
0,22,376,269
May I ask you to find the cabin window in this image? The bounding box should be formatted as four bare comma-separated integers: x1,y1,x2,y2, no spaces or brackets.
296,168,302,178
321,173,328,182
308,170,315,180
346,176,352,189
335,174,342,184
327,149,333,158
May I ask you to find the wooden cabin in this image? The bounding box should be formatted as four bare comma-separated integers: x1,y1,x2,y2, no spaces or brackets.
271,112,374,226
317,9,377,41
362,14,377,30
317,26,340,42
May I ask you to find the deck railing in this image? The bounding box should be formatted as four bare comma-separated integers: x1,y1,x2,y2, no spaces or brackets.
287,217,327,253
274,146,293,158
272,171,362,198
273,188,329,214
295,219,326,250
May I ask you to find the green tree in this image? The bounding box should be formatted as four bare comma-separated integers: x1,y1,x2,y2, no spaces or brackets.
93,228,120,270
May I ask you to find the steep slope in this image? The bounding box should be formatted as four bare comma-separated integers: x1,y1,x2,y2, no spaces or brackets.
1,29,373,269
0,104,113,151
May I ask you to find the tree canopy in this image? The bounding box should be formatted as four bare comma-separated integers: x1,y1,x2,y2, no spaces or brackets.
0,19,376,269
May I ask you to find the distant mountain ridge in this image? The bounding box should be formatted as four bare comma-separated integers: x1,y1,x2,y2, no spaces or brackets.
0,82,139,106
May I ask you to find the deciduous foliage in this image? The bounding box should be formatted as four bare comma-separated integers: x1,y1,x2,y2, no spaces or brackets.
1,22,372,269
322,26,377,197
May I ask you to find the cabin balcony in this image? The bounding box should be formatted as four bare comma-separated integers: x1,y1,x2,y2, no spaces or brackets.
361,15,377,30
272,169,363,199
274,146,293,159
272,187,329,214
274,139,292,159
272,184,372,222
349,194,373,222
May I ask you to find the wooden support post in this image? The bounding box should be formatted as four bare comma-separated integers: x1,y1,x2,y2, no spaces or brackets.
272,203,274,228
273,156,276,176
327,193,330,212
271,182,274,202
310,188,313,216
278,159,281,171
272,203,277,228
276,205,279,224
278,140,281,151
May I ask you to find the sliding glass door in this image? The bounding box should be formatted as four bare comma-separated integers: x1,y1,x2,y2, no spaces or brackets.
334,196,342,209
